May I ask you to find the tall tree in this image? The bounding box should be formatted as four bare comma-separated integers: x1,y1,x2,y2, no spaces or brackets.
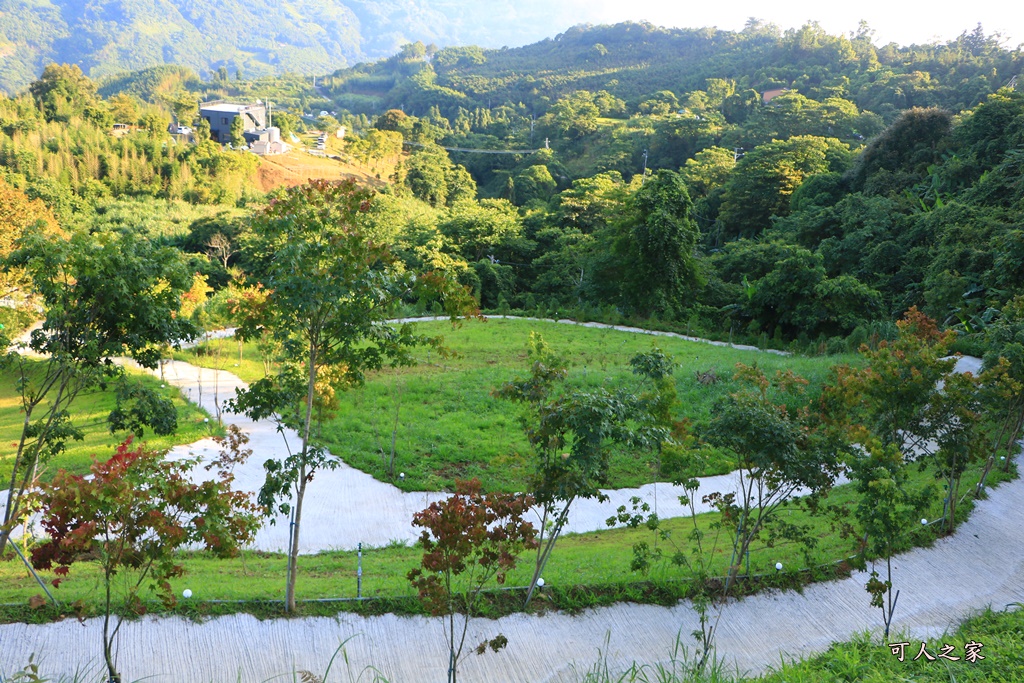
719,136,850,240
1,226,197,555
230,180,474,612
597,170,704,317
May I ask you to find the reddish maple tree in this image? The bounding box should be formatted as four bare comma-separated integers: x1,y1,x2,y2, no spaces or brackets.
408,479,536,683
30,438,260,683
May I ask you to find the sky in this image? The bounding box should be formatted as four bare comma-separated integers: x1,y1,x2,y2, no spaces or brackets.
550,0,1023,47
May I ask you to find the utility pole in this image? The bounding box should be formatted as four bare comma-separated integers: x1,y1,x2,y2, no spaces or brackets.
734,147,744,162
640,149,649,185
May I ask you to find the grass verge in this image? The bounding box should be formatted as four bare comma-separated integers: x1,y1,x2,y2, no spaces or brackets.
0,360,221,485
0,459,1012,625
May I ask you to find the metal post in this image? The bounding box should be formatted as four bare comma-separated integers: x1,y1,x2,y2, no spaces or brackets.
7,537,58,606
357,542,362,598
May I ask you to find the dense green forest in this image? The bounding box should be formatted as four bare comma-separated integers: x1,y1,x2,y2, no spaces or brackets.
2,22,1024,354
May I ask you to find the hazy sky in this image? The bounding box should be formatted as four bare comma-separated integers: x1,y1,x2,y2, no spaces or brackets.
554,0,1022,47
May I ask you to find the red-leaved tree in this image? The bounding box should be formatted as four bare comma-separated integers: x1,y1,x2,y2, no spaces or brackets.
30,439,261,683
408,479,537,683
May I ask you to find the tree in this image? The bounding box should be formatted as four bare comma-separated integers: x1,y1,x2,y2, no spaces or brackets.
0,177,62,299
829,308,986,534
704,364,845,592
719,136,850,240
28,63,100,122
30,440,259,683
979,296,1024,481
681,147,736,197
543,91,600,138
851,440,934,639
849,107,953,194
1,226,197,557
206,232,237,269
555,171,626,234
835,308,957,454
230,180,474,612
496,335,668,605
408,479,536,683
194,116,211,145
229,114,245,148
613,169,704,317
439,199,522,262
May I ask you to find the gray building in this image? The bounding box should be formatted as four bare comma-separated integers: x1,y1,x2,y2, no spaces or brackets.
199,101,267,143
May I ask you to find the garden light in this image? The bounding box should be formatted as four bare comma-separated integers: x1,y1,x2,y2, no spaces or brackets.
182,589,192,599
775,563,783,572
537,578,545,587
921,518,928,525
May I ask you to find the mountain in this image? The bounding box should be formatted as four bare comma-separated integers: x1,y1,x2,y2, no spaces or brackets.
0,0,597,94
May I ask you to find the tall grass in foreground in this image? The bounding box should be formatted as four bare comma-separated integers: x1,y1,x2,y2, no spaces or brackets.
573,633,738,683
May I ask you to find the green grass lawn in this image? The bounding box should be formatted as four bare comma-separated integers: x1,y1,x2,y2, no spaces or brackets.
745,605,1024,683
0,361,221,486
2,456,1009,624
175,318,857,492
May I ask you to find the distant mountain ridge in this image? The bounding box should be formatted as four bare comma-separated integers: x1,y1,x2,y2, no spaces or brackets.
0,0,593,94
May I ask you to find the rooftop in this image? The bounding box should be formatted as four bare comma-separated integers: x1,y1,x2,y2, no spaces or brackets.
200,101,262,114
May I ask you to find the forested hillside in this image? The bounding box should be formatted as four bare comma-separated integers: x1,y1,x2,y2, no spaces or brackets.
0,0,597,94
2,21,1024,355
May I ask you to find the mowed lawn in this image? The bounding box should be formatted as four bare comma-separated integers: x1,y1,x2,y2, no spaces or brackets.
0,361,219,486
175,317,857,491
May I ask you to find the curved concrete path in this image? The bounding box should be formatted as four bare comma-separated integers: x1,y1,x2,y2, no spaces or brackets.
0,318,816,554
2,458,1021,682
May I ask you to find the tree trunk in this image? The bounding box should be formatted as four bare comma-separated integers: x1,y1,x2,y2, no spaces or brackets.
103,572,120,682
286,474,306,613
285,340,319,613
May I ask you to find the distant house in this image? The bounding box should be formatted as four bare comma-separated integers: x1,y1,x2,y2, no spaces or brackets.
245,127,290,155
199,100,267,143
762,88,788,104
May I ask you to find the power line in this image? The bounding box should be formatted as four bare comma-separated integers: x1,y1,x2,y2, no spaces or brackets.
403,140,546,155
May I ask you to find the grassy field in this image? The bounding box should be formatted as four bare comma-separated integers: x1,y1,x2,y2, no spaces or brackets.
0,361,220,486
255,148,383,193
174,318,858,492
2,456,1008,623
